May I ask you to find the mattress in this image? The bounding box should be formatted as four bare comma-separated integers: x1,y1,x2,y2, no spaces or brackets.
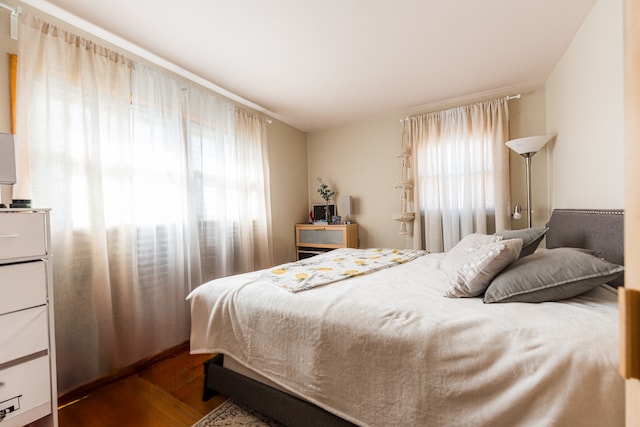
188,250,624,427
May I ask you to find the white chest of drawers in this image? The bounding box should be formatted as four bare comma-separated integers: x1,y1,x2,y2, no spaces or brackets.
0,209,57,427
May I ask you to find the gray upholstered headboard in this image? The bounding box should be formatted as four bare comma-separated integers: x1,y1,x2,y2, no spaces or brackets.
545,209,624,286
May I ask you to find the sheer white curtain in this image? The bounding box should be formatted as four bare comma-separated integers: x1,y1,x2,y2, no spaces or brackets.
16,13,272,394
406,98,510,252
184,90,272,281
233,109,273,270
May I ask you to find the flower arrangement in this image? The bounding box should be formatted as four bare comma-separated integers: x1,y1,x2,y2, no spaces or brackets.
316,177,335,203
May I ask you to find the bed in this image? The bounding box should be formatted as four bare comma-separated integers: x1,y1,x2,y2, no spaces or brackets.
188,209,625,427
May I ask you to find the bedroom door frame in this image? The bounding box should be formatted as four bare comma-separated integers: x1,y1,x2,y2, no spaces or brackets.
624,0,640,425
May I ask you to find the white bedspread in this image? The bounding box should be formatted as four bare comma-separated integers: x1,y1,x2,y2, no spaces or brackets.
188,251,624,427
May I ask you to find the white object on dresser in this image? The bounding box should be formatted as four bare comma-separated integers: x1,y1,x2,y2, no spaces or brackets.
0,208,58,427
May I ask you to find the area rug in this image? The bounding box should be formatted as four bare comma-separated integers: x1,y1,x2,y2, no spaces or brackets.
192,398,284,427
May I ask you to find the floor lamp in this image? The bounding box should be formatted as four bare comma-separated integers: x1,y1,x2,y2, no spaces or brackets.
505,134,555,228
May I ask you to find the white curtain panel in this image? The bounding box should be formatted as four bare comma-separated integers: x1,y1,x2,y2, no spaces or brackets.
406,98,510,252
16,13,272,394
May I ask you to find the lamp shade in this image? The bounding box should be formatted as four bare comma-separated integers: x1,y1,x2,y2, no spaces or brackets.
0,133,16,185
505,134,555,155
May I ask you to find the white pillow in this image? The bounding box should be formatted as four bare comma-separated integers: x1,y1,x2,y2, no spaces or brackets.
441,233,503,274
444,238,523,298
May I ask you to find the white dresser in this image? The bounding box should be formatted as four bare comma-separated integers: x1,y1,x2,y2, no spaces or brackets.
0,209,57,427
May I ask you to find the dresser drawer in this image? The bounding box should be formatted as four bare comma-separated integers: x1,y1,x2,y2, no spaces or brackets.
0,306,48,366
0,262,47,315
297,227,346,246
0,355,52,427
0,212,47,260
295,224,358,247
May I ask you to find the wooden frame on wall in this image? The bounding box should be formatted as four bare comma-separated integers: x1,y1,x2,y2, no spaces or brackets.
8,53,16,133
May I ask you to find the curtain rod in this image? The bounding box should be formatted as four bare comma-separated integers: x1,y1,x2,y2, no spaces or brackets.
0,2,20,40
401,93,522,122
0,2,16,12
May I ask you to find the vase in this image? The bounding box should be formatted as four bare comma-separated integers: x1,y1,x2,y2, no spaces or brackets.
325,203,331,223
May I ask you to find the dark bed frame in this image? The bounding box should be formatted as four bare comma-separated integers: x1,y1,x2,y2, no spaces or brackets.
203,354,356,427
201,208,624,427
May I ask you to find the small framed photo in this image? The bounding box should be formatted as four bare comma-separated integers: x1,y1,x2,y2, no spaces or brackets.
312,204,335,224
331,215,342,225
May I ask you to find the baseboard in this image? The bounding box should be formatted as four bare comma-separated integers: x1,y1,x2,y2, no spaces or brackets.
58,340,190,407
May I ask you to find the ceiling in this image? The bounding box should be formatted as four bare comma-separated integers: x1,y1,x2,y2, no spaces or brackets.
29,0,596,132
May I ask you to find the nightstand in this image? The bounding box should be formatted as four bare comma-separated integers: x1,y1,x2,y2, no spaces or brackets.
295,223,359,260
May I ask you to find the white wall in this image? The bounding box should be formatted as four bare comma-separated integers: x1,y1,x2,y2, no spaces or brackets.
546,0,624,209
307,114,408,249
0,10,13,133
266,120,309,264
0,8,16,206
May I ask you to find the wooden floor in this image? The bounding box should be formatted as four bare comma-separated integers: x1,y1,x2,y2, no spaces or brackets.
57,348,227,427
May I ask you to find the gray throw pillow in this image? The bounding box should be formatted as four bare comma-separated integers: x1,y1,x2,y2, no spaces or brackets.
483,247,624,303
494,227,547,258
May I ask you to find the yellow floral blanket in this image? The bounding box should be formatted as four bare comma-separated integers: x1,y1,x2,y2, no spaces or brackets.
261,247,427,292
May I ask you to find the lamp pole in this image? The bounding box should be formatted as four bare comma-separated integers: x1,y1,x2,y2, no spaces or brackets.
523,153,533,228
505,134,555,229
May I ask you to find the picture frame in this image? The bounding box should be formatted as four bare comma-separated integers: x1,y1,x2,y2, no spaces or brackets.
312,204,335,224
